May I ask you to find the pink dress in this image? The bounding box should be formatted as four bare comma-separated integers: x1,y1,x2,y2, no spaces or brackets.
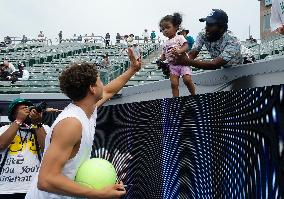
162,35,192,77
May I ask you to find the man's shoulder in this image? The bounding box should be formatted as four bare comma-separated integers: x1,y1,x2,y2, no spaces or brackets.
223,31,240,42
52,104,85,128
54,117,82,128
194,31,206,43
51,117,82,142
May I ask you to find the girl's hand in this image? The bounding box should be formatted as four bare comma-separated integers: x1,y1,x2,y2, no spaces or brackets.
174,52,191,66
171,47,181,56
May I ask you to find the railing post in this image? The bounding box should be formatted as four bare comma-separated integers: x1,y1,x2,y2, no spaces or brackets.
272,39,275,55
258,44,261,60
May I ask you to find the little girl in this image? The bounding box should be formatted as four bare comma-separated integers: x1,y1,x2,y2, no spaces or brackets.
159,13,195,97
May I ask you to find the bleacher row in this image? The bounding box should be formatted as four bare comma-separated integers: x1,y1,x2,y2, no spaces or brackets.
2,35,284,94
0,42,162,94
242,35,284,60
195,35,284,62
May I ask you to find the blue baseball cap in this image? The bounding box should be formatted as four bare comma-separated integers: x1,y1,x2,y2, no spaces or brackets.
199,9,228,25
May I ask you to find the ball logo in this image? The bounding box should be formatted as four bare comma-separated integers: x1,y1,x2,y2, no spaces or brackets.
75,158,117,190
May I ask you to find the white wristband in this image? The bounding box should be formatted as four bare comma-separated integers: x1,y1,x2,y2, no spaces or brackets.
14,120,22,126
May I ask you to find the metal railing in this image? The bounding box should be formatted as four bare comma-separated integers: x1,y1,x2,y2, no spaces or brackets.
244,35,284,60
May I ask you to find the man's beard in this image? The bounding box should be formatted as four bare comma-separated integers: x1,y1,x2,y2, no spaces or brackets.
207,32,223,42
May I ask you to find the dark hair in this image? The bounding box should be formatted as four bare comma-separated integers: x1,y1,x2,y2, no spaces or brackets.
159,12,183,28
59,62,99,101
17,62,25,68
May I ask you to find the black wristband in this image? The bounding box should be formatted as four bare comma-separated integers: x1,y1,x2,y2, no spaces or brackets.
37,123,43,128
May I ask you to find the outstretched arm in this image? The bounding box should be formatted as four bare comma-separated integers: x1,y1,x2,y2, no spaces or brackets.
186,57,228,70
187,50,199,60
176,53,228,70
95,48,142,107
177,42,189,54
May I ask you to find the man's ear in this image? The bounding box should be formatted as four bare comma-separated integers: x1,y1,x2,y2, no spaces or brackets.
89,84,96,95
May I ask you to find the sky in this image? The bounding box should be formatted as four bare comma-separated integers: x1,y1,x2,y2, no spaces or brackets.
0,0,260,42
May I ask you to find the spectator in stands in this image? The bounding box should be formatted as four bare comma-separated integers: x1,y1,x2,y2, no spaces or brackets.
72,34,77,42
4,36,12,45
250,36,257,43
0,98,50,199
120,35,129,55
0,61,26,82
116,33,121,44
11,62,30,82
78,34,82,42
90,33,96,43
38,31,44,37
176,9,254,70
271,0,284,34
1,60,16,74
25,49,141,199
0,42,7,47
180,29,195,51
150,31,156,43
21,35,28,44
58,31,63,43
0,64,10,81
84,34,89,43
37,31,45,42
101,54,110,68
157,36,161,44
247,35,257,43
121,35,128,47
127,34,135,46
105,33,111,46
142,29,149,43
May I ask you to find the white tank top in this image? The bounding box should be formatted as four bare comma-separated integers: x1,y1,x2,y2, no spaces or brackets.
25,103,97,199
